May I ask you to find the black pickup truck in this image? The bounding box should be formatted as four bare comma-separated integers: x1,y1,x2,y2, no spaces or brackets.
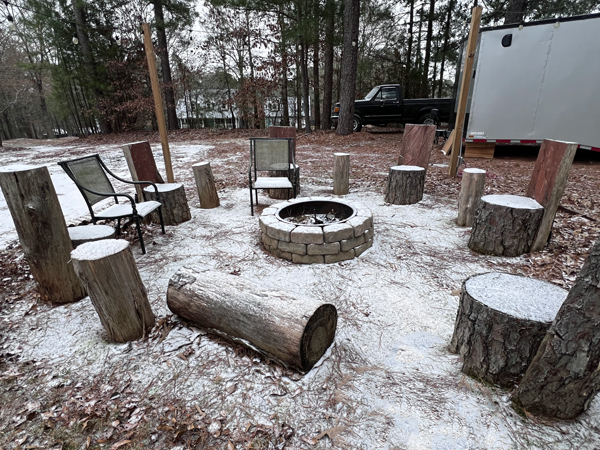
331,84,453,132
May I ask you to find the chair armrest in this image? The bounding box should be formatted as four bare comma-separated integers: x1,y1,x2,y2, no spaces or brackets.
100,162,161,202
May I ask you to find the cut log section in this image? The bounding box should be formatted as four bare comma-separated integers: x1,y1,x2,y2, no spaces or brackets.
468,194,543,257
71,240,155,342
192,161,220,209
0,165,86,304
333,153,350,195
143,183,191,226
514,237,600,419
397,124,436,170
167,268,337,371
385,165,425,205
457,168,486,227
122,141,164,201
68,224,116,248
449,272,567,388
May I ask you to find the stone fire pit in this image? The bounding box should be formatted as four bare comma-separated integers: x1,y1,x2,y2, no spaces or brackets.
259,197,374,264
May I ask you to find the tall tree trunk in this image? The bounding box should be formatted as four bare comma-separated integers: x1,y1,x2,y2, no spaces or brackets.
312,0,321,130
423,0,435,97
336,0,360,135
405,0,414,99
153,0,179,130
300,35,311,133
321,0,335,130
438,0,454,98
505,0,528,24
296,56,302,129
279,7,290,126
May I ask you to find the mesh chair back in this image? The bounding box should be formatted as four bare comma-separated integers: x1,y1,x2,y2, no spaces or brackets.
253,139,291,172
62,156,115,206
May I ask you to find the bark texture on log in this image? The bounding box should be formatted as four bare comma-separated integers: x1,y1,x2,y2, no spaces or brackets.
268,127,299,199
468,195,543,257
167,268,337,371
333,153,350,195
515,237,600,419
192,162,220,209
71,240,155,342
143,183,191,226
526,139,577,252
385,165,425,205
0,166,85,304
457,168,486,227
122,141,164,201
398,124,436,170
450,273,566,387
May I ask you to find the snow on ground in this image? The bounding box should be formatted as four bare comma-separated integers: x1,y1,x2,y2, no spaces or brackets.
1,137,599,449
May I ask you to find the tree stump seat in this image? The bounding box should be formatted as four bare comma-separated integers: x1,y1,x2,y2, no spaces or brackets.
450,272,567,387
68,225,116,248
143,183,191,226
457,168,486,227
385,165,426,205
468,194,544,256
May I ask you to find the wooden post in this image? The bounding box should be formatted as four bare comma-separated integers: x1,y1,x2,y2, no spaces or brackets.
333,153,350,195
457,168,486,226
71,240,155,343
192,162,220,209
0,166,85,304
167,268,338,372
449,6,482,177
142,23,175,183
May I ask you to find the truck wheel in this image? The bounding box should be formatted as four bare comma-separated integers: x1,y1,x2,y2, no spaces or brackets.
418,113,439,126
353,115,363,132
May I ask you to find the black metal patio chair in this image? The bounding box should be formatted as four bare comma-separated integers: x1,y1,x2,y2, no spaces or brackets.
58,154,165,254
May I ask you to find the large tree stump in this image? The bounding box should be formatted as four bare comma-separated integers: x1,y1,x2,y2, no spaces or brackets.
468,195,544,256
526,139,578,252
457,168,486,227
122,141,164,201
192,162,220,209
143,183,191,225
68,224,116,248
268,126,299,199
167,268,338,371
385,165,425,205
397,124,436,170
333,153,350,195
71,240,155,343
0,166,85,304
450,273,567,387
514,237,600,419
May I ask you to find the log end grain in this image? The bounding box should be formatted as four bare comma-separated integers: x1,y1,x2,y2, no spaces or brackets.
300,304,338,371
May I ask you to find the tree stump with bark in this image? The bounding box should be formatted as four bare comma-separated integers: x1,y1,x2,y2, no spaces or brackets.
385,165,425,205
333,153,350,195
514,237,600,419
468,194,543,256
457,168,486,227
192,162,220,209
450,272,567,388
71,240,155,343
68,224,116,248
143,183,191,226
0,166,86,304
167,268,338,372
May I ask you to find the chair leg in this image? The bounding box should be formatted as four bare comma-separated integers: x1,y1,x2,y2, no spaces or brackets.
134,216,146,255
250,188,254,216
157,206,166,234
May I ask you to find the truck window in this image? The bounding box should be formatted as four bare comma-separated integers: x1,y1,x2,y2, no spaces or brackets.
381,87,398,101
364,86,380,100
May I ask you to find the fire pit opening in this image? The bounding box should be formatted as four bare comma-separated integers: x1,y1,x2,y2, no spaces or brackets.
277,200,355,226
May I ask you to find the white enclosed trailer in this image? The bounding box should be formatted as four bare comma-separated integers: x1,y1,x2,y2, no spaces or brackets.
461,13,600,152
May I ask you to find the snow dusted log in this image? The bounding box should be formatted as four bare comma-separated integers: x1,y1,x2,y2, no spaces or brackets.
167,268,338,371
515,237,600,419
450,273,566,388
143,183,191,226
333,153,350,195
0,166,85,304
457,168,486,227
71,240,155,343
192,162,220,209
468,194,543,256
385,165,425,205
68,224,116,248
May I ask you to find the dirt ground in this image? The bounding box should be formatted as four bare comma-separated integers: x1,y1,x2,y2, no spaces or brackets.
0,128,599,449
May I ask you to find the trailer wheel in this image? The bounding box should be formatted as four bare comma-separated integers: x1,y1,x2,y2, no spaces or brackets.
353,115,363,132
419,113,439,126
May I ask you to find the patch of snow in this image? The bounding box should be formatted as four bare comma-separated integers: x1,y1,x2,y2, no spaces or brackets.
482,194,543,209
71,239,129,260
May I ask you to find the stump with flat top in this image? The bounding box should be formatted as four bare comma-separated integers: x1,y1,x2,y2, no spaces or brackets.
385,165,425,205
468,194,543,256
457,168,486,227
143,183,191,225
333,153,350,195
514,236,600,419
0,166,85,304
167,268,337,372
450,272,567,388
71,240,155,343
192,161,220,209
68,224,116,248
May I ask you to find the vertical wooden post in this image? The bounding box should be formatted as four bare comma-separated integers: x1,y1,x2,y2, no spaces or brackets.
333,153,350,195
449,7,482,177
142,23,175,183
193,162,220,209
0,166,86,304
457,168,486,227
